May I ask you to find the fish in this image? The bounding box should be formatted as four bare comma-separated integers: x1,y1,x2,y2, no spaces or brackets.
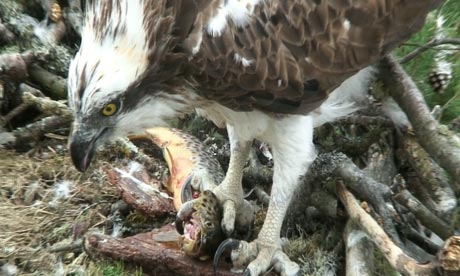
142,127,225,260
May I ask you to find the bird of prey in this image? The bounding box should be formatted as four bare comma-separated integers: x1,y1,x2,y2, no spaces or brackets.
68,1,442,275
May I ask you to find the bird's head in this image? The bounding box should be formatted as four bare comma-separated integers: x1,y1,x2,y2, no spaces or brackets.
67,0,191,172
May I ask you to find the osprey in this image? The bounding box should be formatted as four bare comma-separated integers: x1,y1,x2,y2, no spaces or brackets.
68,1,442,275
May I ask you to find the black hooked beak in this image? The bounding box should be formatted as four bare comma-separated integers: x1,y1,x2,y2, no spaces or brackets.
213,238,240,276
69,127,107,172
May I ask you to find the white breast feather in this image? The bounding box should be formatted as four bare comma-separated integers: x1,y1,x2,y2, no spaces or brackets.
207,0,262,37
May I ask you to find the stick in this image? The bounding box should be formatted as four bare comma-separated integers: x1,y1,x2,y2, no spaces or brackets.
28,65,67,99
312,152,401,245
105,163,175,218
398,134,457,214
399,38,460,64
394,189,455,240
84,224,243,276
380,55,460,182
4,115,70,148
0,21,15,44
337,180,440,276
344,220,375,276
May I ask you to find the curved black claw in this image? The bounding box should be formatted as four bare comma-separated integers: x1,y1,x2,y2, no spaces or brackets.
243,269,251,276
175,216,184,234
175,203,194,234
213,238,240,276
180,175,193,203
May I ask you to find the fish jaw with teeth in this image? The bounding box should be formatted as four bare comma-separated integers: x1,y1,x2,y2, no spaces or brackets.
180,190,223,260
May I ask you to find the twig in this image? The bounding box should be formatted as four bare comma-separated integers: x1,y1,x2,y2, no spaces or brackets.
63,0,83,36
4,115,70,148
399,38,460,64
344,220,375,276
311,152,401,245
394,189,455,240
48,239,83,253
22,91,72,119
0,102,32,127
379,55,460,182
337,180,442,276
28,64,67,99
398,134,457,214
0,21,15,44
401,226,441,255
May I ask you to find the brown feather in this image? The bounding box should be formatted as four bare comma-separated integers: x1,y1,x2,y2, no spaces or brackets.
176,0,442,114
118,0,441,114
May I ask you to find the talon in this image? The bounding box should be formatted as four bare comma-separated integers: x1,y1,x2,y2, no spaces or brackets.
213,238,240,276
175,215,185,234
180,175,193,203
175,201,195,234
243,269,251,276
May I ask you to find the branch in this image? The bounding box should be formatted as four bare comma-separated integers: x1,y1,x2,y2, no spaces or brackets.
5,115,70,148
0,20,15,44
310,152,401,245
337,180,454,276
379,55,460,182
63,0,83,36
105,163,175,218
398,134,457,214
28,64,67,99
399,38,460,64
84,225,245,276
344,220,375,276
394,189,455,240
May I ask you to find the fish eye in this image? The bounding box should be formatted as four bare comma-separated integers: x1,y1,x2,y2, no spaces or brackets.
102,102,118,116
205,221,213,228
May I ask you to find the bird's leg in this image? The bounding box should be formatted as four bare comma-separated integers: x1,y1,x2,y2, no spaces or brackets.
215,116,315,276
212,125,252,235
177,124,253,236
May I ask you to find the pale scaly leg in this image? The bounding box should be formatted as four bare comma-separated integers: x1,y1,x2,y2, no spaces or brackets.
219,115,316,276
177,124,253,235
212,124,252,235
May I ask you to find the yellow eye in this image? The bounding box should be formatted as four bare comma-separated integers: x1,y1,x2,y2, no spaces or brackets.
102,103,117,116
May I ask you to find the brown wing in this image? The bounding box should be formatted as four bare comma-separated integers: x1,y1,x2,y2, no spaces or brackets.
181,0,442,114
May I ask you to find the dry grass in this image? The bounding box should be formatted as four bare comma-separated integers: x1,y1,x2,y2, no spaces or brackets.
0,145,127,275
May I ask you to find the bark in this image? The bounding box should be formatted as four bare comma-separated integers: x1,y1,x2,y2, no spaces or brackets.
0,52,31,84
344,220,374,276
63,0,83,36
0,20,15,44
3,115,69,148
28,65,67,99
379,55,460,181
310,152,401,245
394,189,455,240
84,224,243,276
105,163,175,218
439,236,460,275
22,91,72,119
398,133,457,215
337,180,457,276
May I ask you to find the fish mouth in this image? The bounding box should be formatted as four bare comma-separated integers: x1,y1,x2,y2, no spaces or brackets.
181,213,203,256
178,190,223,258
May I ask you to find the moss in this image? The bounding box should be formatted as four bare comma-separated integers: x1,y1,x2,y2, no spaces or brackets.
90,261,143,276
373,248,399,276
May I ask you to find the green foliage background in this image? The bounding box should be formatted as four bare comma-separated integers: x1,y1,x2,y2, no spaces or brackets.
394,0,460,123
